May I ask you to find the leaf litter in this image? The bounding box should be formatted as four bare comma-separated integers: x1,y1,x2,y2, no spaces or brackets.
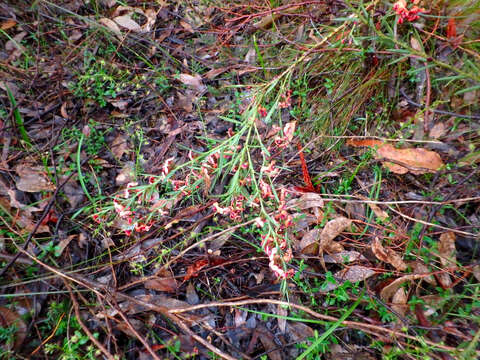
0,1,479,359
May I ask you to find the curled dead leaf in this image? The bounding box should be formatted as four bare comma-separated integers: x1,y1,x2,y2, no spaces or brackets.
436,232,456,288
408,260,436,285
144,267,177,293
15,165,55,192
323,265,376,291
113,15,141,32
320,217,351,249
438,232,456,266
286,192,324,210
111,133,130,159
367,202,388,221
380,274,422,302
299,228,320,255
391,287,408,317
0,306,27,351
324,250,366,264
429,123,447,139
258,327,283,360
1,19,17,31
371,237,407,271
178,73,206,93
347,139,444,174
98,18,122,37
324,241,344,253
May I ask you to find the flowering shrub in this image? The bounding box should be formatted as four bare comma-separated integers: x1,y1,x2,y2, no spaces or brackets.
209,120,298,279
102,96,299,279
393,0,425,24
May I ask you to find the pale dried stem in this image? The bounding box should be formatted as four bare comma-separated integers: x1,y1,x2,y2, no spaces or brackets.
12,243,237,360
387,205,479,238
64,279,116,360
168,298,470,355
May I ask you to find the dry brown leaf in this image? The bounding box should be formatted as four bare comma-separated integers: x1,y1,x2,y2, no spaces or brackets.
323,266,376,291
317,216,351,270
115,161,135,185
5,31,26,53
69,29,83,42
186,282,199,305
463,89,477,105
391,287,408,317
1,19,17,30
277,305,288,333
209,229,233,251
408,260,436,285
347,139,444,174
0,307,27,351
98,18,122,37
367,203,389,221
234,308,247,328
145,267,177,293
180,20,194,33
378,144,444,174
299,228,320,255
438,232,456,266
320,217,351,249
324,241,344,253
258,329,282,360
60,102,69,119
16,211,50,234
324,250,366,264
436,232,456,288
287,192,324,210
178,73,206,93
111,133,130,159
371,237,407,271
143,8,157,32
4,187,38,214
56,234,77,256
380,274,422,302
204,67,229,80
287,322,315,343
429,123,447,139
108,99,129,110
410,36,422,51
177,90,194,112
113,14,141,31
244,47,256,64
473,265,480,282
15,165,55,193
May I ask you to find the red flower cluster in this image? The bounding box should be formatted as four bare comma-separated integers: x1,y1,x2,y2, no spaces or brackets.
278,90,292,109
261,188,296,279
393,0,425,24
261,234,294,279
113,190,153,236
274,121,296,149
258,106,267,117
212,194,246,221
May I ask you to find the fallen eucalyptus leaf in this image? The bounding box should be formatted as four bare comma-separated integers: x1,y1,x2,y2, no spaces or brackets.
347,139,444,174
323,265,376,291
178,73,206,93
371,237,407,271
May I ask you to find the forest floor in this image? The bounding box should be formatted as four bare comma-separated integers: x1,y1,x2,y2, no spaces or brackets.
0,1,479,359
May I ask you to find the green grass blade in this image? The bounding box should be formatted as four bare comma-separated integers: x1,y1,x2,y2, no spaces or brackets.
297,288,364,360
77,133,95,205
5,84,32,148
